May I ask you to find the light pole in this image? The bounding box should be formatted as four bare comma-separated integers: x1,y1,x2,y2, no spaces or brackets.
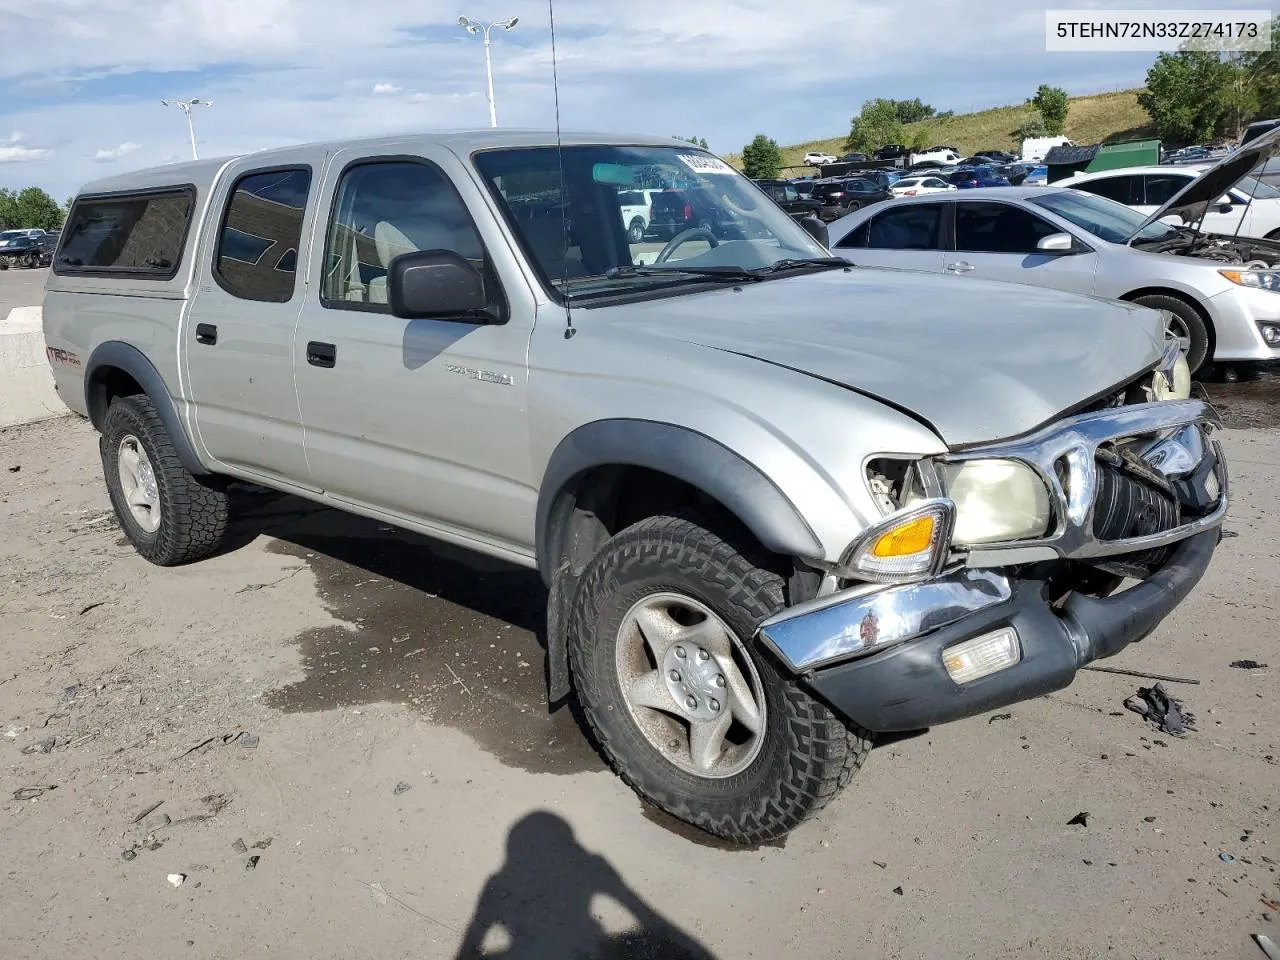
457,15,518,127
160,98,213,160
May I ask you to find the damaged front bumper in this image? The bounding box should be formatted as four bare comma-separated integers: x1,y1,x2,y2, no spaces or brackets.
758,398,1227,733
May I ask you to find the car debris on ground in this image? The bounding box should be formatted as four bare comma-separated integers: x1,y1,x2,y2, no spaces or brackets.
1124,683,1196,736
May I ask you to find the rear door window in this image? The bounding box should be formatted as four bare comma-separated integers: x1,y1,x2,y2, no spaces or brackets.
55,188,195,278
1072,174,1143,205
864,204,942,249
214,168,312,302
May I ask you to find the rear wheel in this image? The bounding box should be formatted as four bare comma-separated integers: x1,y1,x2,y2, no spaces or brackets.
628,218,645,244
101,395,231,566
568,511,870,844
1132,293,1211,375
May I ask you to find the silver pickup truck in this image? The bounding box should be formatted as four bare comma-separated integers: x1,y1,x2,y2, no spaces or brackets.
42,130,1227,843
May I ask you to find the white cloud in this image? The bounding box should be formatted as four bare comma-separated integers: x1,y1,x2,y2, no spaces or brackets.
0,130,52,162
371,83,402,95
0,145,52,163
94,141,141,161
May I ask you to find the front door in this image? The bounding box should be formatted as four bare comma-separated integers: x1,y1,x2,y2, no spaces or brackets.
184,161,319,483
292,148,536,550
945,200,1098,296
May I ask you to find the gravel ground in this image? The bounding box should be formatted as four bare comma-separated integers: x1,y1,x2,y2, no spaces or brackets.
1,415,1277,959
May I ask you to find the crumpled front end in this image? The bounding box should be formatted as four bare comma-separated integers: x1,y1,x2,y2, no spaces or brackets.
757,343,1227,732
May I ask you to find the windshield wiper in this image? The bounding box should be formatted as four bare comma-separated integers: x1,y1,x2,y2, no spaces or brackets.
602,264,766,282
603,256,853,283
751,256,853,275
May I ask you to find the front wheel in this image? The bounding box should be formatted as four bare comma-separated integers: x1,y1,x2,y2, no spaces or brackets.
568,511,870,843
1132,293,1211,375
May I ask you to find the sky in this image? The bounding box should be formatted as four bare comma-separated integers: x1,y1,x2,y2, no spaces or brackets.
0,0,1236,199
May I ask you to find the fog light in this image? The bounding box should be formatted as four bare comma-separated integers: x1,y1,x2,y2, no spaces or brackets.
1261,324,1280,346
943,627,1021,684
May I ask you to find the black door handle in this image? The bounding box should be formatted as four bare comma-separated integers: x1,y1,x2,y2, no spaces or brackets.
195,323,217,345
307,341,336,368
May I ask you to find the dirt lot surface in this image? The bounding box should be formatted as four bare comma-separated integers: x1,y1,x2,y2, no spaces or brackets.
1,419,1278,960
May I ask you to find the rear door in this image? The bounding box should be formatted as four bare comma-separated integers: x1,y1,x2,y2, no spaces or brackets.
945,200,1097,295
830,203,945,272
183,156,321,483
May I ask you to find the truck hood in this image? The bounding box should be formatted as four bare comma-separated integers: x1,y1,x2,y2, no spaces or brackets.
599,268,1165,447
1133,125,1280,235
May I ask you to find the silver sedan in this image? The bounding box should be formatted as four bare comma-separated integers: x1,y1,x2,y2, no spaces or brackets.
825,186,1280,373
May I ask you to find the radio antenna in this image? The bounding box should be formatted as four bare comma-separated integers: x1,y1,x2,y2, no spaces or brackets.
548,0,575,339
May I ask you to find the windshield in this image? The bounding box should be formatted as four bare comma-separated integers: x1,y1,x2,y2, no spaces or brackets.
1235,175,1280,201
473,145,828,300
1028,190,1177,244
0,230,27,242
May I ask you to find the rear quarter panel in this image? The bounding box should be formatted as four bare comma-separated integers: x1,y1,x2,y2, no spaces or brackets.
41,170,228,421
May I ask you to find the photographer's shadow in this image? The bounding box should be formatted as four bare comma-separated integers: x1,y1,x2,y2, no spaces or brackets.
455,811,718,960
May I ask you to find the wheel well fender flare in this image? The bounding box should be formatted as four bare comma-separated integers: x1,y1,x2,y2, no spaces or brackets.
535,419,822,584
84,341,209,476
1119,286,1212,323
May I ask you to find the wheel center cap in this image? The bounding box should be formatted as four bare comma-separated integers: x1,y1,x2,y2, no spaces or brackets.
662,643,726,722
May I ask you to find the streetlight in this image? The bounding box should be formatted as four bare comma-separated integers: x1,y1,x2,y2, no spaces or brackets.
160,98,213,160
457,15,518,127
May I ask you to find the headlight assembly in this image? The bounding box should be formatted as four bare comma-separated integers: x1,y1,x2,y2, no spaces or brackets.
936,458,1052,545
1219,268,1280,293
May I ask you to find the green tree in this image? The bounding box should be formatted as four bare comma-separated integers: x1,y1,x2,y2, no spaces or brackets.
1243,16,1280,119
891,98,936,124
909,127,932,151
0,188,16,230
1031,85,1070,135
672,135,710,149
5,187,64,230
844,98,906,153
1012,111,1047,141
741,134,783,179
1139,50,1234,144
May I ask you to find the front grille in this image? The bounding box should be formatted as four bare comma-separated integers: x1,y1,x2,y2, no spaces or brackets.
1091,460,1180,573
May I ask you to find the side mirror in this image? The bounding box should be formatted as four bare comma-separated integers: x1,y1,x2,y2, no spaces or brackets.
800,215,829,248
388,249,494,322
1215,195,1234,213
1035,232,1076,254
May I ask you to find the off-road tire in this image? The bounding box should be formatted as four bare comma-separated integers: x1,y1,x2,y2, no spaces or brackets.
101,395,230,566
1132,293,1211,375
568,511,871,844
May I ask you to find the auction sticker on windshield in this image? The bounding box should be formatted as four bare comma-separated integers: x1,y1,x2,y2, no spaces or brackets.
678,154,736,175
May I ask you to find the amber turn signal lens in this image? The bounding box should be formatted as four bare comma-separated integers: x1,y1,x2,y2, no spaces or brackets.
871,514,936,558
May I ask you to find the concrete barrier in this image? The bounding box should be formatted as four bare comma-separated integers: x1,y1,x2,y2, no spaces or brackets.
1,305,70,428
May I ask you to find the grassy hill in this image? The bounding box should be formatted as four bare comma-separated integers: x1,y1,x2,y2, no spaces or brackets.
723,89,1155,170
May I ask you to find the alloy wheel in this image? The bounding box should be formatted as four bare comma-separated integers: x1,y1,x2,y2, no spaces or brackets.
614,592,767,779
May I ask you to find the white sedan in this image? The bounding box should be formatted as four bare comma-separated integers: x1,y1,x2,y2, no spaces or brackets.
1065,165,1280,240
889,175,957,198
802,151,837,166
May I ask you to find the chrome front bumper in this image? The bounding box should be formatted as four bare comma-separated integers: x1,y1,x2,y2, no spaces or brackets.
760,398,1226,678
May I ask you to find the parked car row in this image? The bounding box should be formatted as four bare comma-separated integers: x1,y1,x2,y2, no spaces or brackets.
827,125,1280,375
0,228,57,269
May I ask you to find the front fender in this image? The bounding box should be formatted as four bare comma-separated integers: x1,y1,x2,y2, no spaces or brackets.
535,418,822,583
